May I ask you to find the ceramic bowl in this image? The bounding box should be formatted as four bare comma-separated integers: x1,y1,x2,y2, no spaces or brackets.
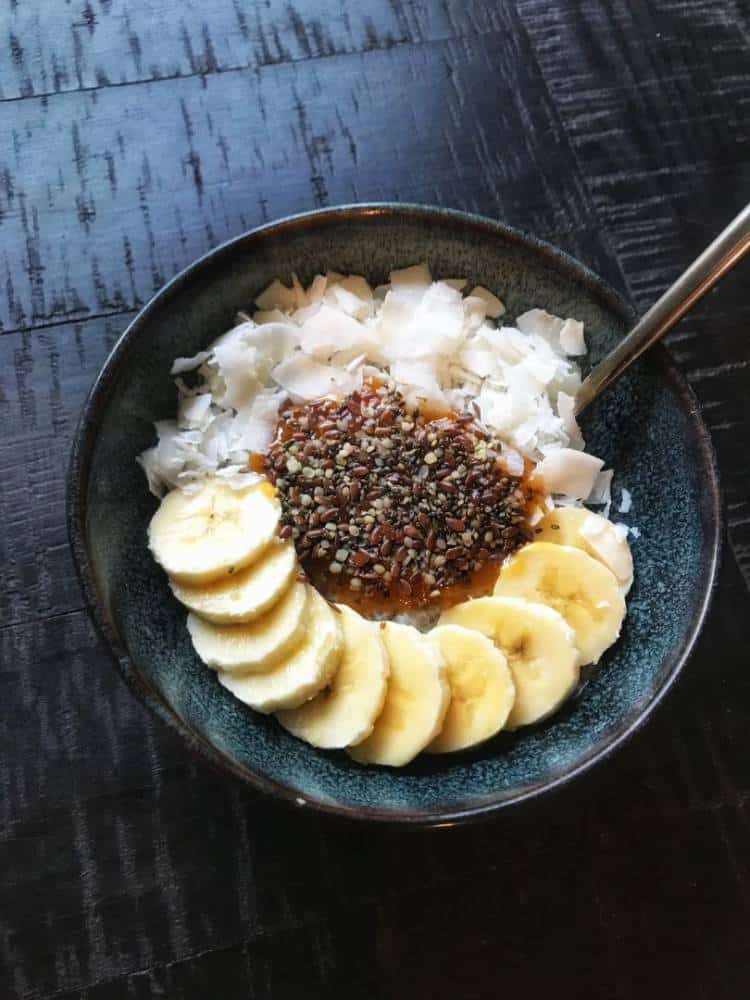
68,204,721,825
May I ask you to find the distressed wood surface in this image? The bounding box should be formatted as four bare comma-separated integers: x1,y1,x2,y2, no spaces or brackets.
1,1,749,997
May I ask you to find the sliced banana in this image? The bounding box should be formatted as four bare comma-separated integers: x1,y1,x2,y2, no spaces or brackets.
187,581,308,673
148,479,280,585
439,596,579,728
493,542,625,665
219,589,341,713
349,622,449,767
426,625,515,753
534,507,633,593
276,604,390,749
170,540,298,624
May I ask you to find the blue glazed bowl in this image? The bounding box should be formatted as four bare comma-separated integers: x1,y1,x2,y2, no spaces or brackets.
68,205,721,825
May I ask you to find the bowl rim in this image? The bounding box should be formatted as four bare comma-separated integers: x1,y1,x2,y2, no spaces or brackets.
67,202,723,826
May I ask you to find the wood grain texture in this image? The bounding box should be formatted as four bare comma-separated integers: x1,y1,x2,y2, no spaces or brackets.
2,0,750,997
0,23,593,335
517,0,750,571
0,0,512,102
0,316,132,628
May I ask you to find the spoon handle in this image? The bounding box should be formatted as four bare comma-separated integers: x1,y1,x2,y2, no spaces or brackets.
575,202,750,415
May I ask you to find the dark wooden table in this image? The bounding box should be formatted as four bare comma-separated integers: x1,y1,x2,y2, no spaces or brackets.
2,3,749,997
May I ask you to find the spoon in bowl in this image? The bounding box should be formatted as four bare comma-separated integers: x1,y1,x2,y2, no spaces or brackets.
575,202,750,415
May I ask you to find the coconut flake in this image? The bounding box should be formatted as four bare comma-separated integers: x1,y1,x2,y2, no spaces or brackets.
232,388,286,453
559,318,586,356
253,307,289,325
137,420,216,497
618,488,632,514
171,351,211,375
140,266,604,500
376,290,416,361
528,504,546,526
290,301,324,326
462,295,488,335
500,445,525,477
409,281,466,359
272,354,361,401
389,263,432,305
211,321,297,409
389,359,446,406
255,275,306,312
137,445,171,498
336,274,372,298
325,274,374,320
587,469,614,505
516,308,564,346
390,262,431,287
522,352,559,387
198,409,235,464
213,467,263,491
306,273,328,303
178,393,212,429
580,513,633,582
325,284,370,320
298,304,378,361
534,449,604,499
557,391,584,450
457,348,494,381
470,285,505,318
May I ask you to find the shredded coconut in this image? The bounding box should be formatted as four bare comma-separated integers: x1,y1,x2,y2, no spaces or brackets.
138,266,610,501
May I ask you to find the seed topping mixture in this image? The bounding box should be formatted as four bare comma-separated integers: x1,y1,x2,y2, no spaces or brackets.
265,382,533,613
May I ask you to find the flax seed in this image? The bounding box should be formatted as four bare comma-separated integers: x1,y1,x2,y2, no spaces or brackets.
265,382,531,606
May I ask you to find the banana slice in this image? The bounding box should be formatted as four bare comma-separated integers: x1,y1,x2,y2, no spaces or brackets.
148,479,280,585
493,542,625,665
349,622,449,767
426,625,515,753
534,507,633,593
439,596,579,728
276,604,390,748
219,589,341,713
187,581,308,673
170,540,298,624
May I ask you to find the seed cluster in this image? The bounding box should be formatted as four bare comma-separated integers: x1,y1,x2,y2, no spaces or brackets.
265,383,530,609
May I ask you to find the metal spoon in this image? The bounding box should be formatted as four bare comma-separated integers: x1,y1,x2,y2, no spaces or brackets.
575,202,750,415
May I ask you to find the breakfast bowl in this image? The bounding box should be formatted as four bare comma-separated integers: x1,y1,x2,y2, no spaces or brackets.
67,204,721,825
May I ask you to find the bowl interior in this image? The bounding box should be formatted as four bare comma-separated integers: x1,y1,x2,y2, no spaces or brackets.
75,207,719,823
